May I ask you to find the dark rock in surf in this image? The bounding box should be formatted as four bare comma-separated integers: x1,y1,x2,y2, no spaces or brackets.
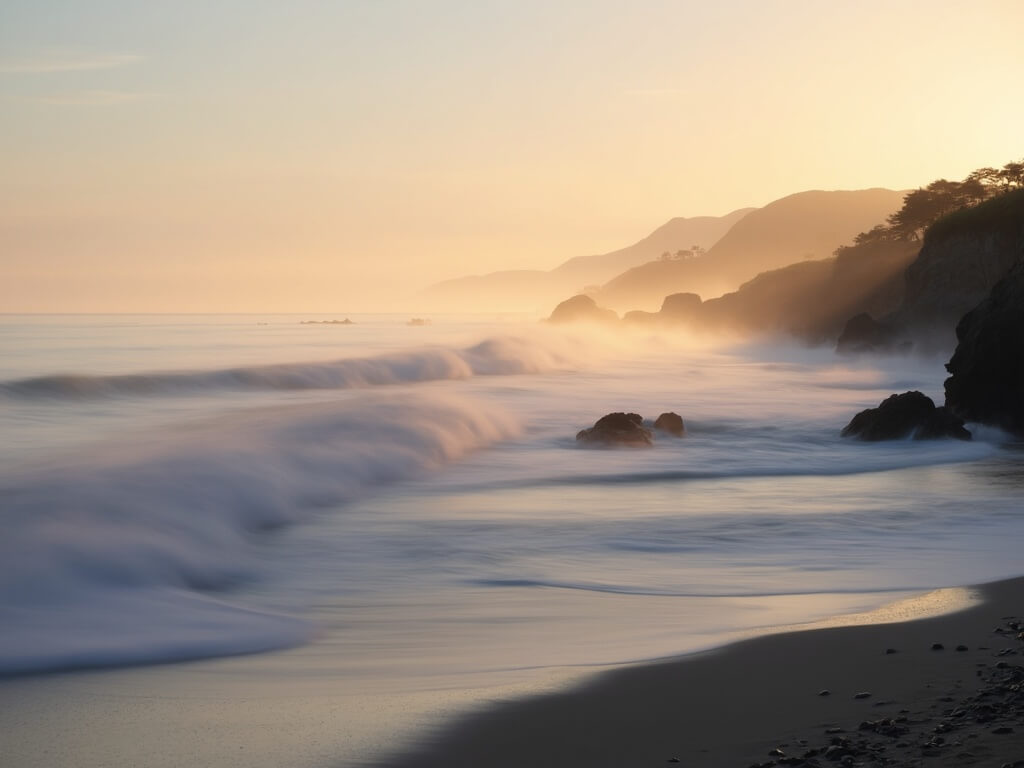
841,391,970,441
835,312,899,354
944,259,1024,436
654,412,685,437
576,412,653,447
548,294,619,324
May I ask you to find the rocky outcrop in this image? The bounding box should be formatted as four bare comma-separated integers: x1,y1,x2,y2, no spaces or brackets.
659,292,702,321
697,238,918,344
863,189,1024,351
547,295,618,324
944,260,1024,436
576,412,652,447
835,313,906,354
653,412,685,436
841,391,970,441
622,293,703,326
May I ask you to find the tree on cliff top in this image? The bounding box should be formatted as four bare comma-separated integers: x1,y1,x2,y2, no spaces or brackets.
838,158,1023,253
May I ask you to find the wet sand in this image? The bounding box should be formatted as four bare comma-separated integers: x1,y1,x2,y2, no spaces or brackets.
376,577,1024,768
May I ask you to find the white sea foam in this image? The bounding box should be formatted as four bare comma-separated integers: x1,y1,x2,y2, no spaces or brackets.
0,392,520,674
0,332,586,399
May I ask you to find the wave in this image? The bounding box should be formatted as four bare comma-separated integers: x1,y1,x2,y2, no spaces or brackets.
434,437,996,495
0,392,519,675
0,334,579,400
470,578,934,599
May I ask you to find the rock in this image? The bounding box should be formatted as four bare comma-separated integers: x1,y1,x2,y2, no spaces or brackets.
818,689,831,696
853,691,872,699
622,309,659,325
841,391,971,441
654,412,685,436
836,312,898,354
944,259,1024,436
932,643,945,650
547,294,619,324
576,412,653,447
659,292,702,322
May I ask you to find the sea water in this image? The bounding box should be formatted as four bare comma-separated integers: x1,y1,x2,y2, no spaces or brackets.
1,314,1022,764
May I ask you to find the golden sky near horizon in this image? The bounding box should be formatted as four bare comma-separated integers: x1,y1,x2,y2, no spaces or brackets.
1,0,1022,312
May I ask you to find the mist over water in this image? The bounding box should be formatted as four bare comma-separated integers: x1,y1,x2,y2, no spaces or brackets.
1,314,1022,686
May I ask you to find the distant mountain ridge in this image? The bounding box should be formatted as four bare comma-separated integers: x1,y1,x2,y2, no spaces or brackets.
417,208,753,312
595,189,906,311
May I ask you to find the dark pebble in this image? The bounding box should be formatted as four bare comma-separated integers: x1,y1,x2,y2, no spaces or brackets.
992,726,1014,734
932,643,945,650
667,759,680,764
854,691,872,699
885,648,898,654
818,689,831,696
956,644,968,651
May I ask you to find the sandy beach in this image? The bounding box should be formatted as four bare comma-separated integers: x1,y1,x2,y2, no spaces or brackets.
378,577,1024,768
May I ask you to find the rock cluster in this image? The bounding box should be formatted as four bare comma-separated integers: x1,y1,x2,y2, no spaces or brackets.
840,391,970,441
576,412,686,446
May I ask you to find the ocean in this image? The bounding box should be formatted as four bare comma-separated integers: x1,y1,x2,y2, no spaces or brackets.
2,313,1022,766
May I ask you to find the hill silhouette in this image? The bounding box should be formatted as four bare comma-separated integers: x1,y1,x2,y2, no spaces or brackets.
595,189,905,311
417,208,752,312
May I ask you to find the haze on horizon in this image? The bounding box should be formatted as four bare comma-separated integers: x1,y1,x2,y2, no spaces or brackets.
2,0,1022,313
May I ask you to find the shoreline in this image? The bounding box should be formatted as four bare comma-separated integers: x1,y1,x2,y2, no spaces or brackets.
374,576,1024,768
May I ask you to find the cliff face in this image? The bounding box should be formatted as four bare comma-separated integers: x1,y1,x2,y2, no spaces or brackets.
896,189,1024,332
944,259,1024,435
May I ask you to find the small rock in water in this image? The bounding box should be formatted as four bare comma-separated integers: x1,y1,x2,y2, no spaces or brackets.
956,644,968,651
653,411,685,437
818,689,831,696
575,412,653,447
885,648,898,654
667,758,681,764
932,642,945,650
854,691,872,699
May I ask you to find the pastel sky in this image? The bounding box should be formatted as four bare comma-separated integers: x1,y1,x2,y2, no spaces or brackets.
2,0,1022,312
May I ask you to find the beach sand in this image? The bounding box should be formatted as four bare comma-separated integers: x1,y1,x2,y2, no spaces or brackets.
377,577,1024,768
2,580,1022,768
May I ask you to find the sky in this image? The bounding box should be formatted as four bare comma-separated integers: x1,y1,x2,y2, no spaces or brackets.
1,0,1022,312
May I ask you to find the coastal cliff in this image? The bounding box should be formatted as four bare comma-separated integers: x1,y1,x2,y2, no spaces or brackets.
894,189,1024,339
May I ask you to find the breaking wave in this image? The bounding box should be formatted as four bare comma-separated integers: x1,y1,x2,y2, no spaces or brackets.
0,392,520,675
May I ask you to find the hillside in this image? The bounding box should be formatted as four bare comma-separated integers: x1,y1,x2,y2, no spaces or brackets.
595,189,905,311
416,208,752,312
698,238,920,341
